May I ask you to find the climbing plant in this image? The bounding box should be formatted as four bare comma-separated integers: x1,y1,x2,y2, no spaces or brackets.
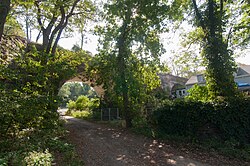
0,47,88,137
188,0,250,99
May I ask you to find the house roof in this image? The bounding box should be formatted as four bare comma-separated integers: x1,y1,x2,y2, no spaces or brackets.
158,73,188,91
238,64,250,75
186,64,250,86
186,74,206,85
185,75,198,85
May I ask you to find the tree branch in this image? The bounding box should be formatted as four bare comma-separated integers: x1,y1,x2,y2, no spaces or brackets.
50,0,81,54
226,27,233,46
220,0,223,17
191,0,206,30
46,6,66,53
69,0,81,16
0,0,11,41
34,1,45,31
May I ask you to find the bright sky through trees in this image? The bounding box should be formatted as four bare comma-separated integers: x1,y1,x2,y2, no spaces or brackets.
57,30,250,65
26,0,249,67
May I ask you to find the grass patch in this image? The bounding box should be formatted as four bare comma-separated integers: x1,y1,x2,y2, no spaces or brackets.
71,111,92,120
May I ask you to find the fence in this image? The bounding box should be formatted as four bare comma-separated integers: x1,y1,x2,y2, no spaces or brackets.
93,108,120,121
92,107,155,121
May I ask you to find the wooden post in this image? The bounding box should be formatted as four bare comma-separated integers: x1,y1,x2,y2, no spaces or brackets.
101,108,103,121
108,108,111,121
117,108,119,119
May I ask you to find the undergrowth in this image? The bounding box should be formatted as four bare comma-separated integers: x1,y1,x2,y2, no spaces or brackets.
0,120,84,165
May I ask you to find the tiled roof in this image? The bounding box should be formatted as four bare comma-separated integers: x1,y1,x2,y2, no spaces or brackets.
185,75,198,85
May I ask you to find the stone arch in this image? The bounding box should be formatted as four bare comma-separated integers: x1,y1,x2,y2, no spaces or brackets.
63,76,104,97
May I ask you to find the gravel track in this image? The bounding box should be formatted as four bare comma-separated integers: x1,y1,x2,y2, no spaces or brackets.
63,116,249,166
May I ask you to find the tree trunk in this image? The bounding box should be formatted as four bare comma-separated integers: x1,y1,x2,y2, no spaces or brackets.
0,0,10,42
118,46,132,128
42,30,50,51
192,0,237,99
117,9,132,128
206,0,236,98
25,12,30,42
51,19,69,55
51,27,64,55
81,33,84,49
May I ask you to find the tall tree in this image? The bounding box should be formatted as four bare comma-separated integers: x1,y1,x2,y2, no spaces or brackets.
4,14,25,37
33,0,95,55
191,0,238,98
231,0,250,49
94,0,175,127
0,0,10,41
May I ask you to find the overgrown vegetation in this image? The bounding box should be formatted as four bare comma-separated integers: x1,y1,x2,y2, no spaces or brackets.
1,0,250,164
154,98,250,141
58,82,97,108
0,122,84,165
0,44,88,164
66,95,99,119
0,48,87,136
140,97,248,160
186,84,211,102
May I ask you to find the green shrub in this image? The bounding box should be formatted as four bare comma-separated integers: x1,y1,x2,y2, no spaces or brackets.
89,98,100,110
24,149,52,166
0,158,7,166
154,100,209,136
71,111,92,119
132,116,155,137
75,95,90,111
186,84,211,102
92,108,101,120
153,98,250,143
67,100,76,113
0,49,86,137
66,96,100,118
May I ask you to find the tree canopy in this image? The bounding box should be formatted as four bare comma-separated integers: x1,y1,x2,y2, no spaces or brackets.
1,0,250,129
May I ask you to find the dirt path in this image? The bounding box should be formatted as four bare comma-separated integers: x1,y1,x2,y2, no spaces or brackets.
63,116,248,166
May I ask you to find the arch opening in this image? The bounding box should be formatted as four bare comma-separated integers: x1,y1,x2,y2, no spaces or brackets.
58,81,99,108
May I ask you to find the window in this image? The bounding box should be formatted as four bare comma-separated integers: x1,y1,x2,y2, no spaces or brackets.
197,75,205,83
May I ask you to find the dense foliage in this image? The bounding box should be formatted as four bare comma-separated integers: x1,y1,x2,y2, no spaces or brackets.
0,43,88,163
186,84,210,102
92,0,174,127
58,82,97,107
66,95,100,120
154,98,250,143
191,0,238,99
0,0,250,163
0,48,87,137
67,95,99,111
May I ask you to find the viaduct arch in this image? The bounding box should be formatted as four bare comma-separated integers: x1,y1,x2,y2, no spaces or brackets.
64,75,104,96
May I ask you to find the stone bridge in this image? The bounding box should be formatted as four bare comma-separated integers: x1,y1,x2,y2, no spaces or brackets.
65,76,105,96
65,73,188,97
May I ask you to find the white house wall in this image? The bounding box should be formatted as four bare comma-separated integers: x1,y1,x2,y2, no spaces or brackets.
235,75,250,84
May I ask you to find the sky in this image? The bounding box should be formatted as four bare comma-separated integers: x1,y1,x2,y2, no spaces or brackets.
29,0,250,67
58,31,250,66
